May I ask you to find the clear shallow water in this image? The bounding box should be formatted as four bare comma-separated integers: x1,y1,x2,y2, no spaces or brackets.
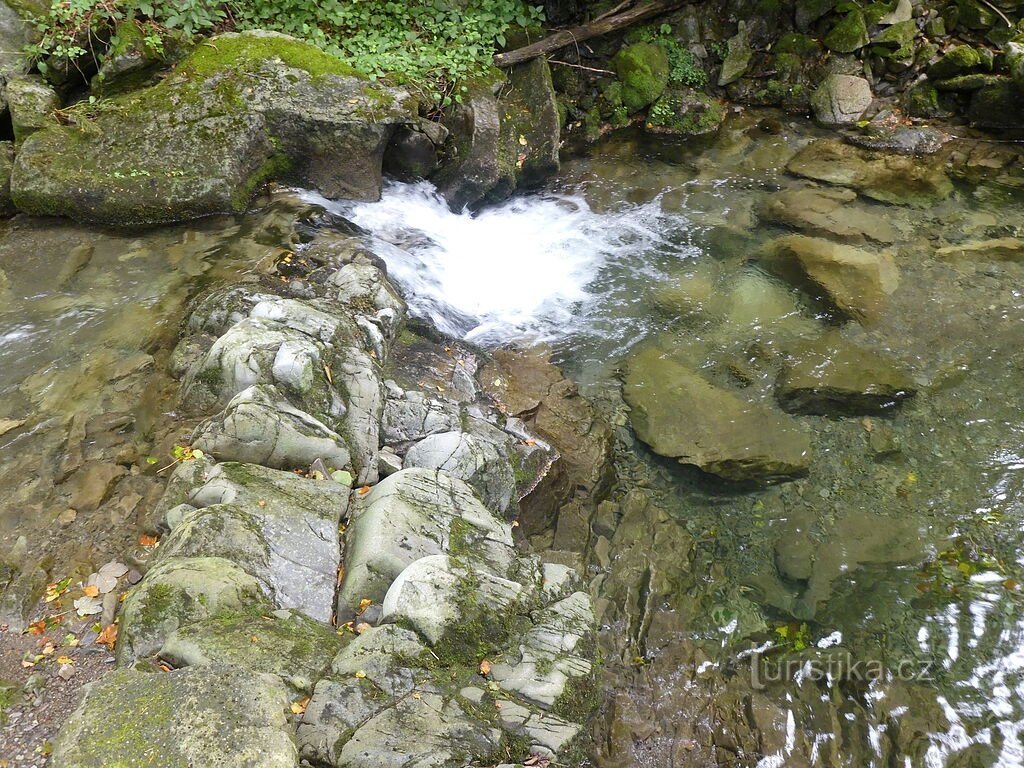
323,117,1024,766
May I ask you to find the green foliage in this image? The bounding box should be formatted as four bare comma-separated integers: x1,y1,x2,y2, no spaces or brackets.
664,40,708,88
26,0,545,106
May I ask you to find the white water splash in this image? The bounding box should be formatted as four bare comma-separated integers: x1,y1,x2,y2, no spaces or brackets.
303,181,679,346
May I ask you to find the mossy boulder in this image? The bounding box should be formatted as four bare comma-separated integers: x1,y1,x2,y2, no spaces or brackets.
613,42,670,112
5,74,59,143
645,88,725,135
824,11,870,53
927,44,982,80
968,80,1024,128
50,664,297,768
11,31,418,225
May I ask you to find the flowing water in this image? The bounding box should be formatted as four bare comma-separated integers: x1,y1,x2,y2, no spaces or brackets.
3,109,1024,765
315,114,1024,766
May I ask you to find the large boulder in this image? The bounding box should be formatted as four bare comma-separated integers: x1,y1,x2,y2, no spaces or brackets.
760,234,899,322
50,665,297,768
810,74,872,126
786,139,953,207
613,42,670,112
434,59,560,211
775,333,917,415
624,346,812,482
757,184,899,245
11,31,417,224
5,74,59,142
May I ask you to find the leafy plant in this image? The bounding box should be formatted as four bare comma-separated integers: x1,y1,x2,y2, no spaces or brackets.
26,0,545,107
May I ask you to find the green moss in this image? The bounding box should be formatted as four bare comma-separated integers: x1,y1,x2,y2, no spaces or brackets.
182,34,361,81
612,42,670,113
550,672,602,723
647,88,724,135
775,32,819,56
231,152,293,211
824,11,869,53
927,44,982,79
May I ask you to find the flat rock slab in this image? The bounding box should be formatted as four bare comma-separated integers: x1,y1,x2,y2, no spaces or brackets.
786,139,953,207
624,346,812,482
50,664,297,768
758,184,899,245
936,237,1024,261
761,234,899,322
776,333,917,415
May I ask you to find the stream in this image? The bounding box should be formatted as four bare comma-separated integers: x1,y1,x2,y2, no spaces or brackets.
3,110,1024,765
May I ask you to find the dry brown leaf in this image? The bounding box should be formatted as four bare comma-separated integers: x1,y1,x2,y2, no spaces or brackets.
290,697,310,715
138,534,158,547
82,585,100,598
354,622,371,634
479,659,491,677
96,623,118,649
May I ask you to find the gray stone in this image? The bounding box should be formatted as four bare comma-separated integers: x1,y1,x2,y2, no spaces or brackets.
383,390,463,443
336,469,515,620
760,234,899,322
718,22,753,86
116,556,269,664
5,75,59,143
811,74,872,126
50,665,297,768
936,237,1024,261
776,333,917,415
495,698,581,755
191,384,352,472
624,346,812,482
11,31,418,225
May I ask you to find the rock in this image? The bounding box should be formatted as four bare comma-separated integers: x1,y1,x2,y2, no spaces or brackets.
927,44,982,80
758,184,899,244
91,20,166,97
481,348,614,540
380,554,532,646
62,461,126,512
824,11,870,53
434,59,559,211
902,81,951,119
159,609,343,695
191,384,352,472
383,125,438,180
810,74,872,126
968,81,1024,129
50,665,297,768
496,698,581,756
645,88,725,135
879,0,913,24
718,22,753,86
160,461,348,622
933,73,1004,92
786,138,953,207
796,0,836,30
1007,41,1024,93
0,3,32,101
844,125,950,155
760,234,899,321
336,468,516,620
11,32,417,224
936,237,1024,260
383,389,463,443
116,556,269,664
624,346,812,482
5,75,59,143
870,19,917,60
613,42,670,112
775,333,917,415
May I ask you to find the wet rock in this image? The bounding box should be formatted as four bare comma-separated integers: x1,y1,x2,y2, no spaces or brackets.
0,141,13,218
758,184,899,244
159,608,343,695
645,88,725,136
336,468,516,620
383,389,463,443
496,698,580,756
613,42,670,112
191,383,352,472
810,74,872,126
499,57,561,190
482,347,614,539
927,44,983,80
760,234,899,321
50,665,297,768
624,346,812,482
380,554,533,645
968,80,1024,129
786,138,953,207
159,461,347,622
383,125,439,181
5,75,59,143
718,22,753,86
936,237,1024,260
775,333,917,415
844,125,950,155
63,461,126,512
12,31,417,224
116,556,269,664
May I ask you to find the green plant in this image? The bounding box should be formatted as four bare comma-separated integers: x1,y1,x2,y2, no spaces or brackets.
26,0,545,107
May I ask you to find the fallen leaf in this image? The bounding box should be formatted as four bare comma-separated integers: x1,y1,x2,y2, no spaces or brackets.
355,622,371,634
56,655,74,665
41,643,55,656
357,486,371,495
290,697,310,715
354,670,367,679
479,659,491,677
82,585,100,598
96,624,118,649
357,598,372,615
138,535,158,547
74,595,103,617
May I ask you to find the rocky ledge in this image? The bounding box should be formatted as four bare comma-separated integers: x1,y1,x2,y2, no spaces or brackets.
48,204,601,767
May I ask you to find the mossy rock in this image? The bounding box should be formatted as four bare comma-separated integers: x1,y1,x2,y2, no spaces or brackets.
956,0,996,28
902,81,952,117
613,42,670,113
645,88,725,136
11,31,417,225
776,32,820,56
969,80,1024,128
927,44,983,79
49,664,297,768
824,11,870,53
871,19,918,58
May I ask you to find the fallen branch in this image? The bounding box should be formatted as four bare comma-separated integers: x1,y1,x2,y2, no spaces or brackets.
494,0,691,68
548,59,616,75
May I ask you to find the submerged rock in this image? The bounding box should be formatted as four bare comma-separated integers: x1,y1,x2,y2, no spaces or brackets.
786,138,953,207
11,31,417,224
936,237,1024,260
624,346,812,482
758,184,899,244
760,234,899,322
775,333,917,415
50,665,297,768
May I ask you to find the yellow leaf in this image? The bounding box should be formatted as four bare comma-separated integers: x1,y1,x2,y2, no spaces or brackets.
479,659,491,677
56,655,74,665
354,670,366,679
290,697,310,715
357,598,372,614
82,585,100,598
